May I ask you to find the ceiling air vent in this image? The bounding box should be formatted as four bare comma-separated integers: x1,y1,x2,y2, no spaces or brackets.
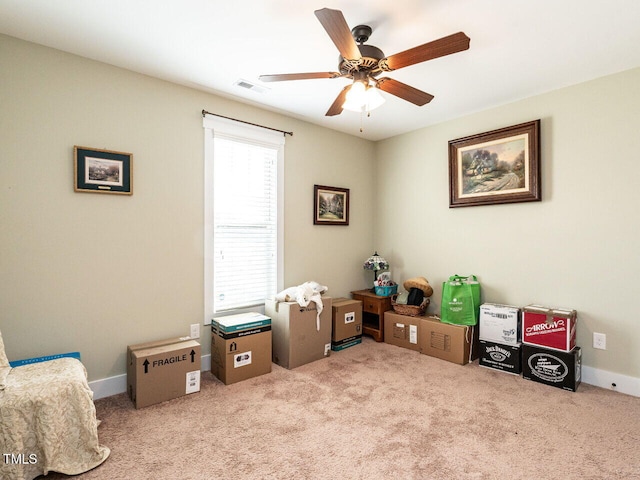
234,79,269,94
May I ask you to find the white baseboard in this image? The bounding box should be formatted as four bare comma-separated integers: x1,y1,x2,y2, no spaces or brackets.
89,354,638,400
581,365,640,397
90,374,127,400
90,354,212,400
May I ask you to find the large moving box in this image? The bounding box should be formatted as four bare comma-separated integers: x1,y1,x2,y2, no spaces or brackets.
384,311,421,352
331,298,362,351
127,337,201,409
265,297,332,369
419,316,474,365
210,312,272,385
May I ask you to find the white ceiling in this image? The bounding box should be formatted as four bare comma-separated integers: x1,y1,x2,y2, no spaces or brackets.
2,0,640,141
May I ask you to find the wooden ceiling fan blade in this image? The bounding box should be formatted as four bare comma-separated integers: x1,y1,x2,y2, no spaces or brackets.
326,85,351,116
383,32,470,71
314,8,362,61
377,78,434,106
259,72,341,82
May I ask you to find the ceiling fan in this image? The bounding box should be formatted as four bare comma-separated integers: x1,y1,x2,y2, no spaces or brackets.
259,8,470,117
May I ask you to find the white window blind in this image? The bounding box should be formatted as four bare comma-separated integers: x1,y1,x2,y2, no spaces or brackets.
203,116,284,321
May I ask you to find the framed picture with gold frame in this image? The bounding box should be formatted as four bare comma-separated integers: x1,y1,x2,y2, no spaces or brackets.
74,146,133,195
448,120,540,207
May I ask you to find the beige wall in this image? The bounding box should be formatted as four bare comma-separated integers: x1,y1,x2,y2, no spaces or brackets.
0,35,375,381
375,67,640,378
2,33,639,386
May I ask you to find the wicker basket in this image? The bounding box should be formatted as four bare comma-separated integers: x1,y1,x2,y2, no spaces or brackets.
391,293,430,317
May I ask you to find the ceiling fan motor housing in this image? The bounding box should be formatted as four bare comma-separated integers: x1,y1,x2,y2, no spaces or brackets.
339,43,385,76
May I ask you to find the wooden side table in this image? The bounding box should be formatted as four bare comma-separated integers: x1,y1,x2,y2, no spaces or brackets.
351,289,393,342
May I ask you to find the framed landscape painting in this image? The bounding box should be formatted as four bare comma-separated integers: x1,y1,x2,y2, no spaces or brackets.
314,185,349,225
448,120,540,207
74,146,133,195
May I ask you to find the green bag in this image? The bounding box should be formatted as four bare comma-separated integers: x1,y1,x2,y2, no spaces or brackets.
440,275,481,326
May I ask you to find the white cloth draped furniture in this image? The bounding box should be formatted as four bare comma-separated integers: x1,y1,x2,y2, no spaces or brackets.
0,330,110,480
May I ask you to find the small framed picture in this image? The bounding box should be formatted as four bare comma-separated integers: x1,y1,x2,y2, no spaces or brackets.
74,146,133,195
448,120,540,207
314,184,349,225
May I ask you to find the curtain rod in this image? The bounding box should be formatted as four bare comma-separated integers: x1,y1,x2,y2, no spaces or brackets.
202,110,293,137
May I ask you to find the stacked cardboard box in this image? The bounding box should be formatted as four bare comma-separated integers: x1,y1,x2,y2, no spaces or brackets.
382,312,475,365
478,303,522,375
384,311,421,352
331,298,363,351
521,305,581,391
210,312,272,385
419,315,475,365
265,297,332,369
127,337,201,409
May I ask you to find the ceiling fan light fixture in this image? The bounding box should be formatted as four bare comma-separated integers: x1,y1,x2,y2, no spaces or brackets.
342,81,367,112
342,81,384,112
365,85,385,110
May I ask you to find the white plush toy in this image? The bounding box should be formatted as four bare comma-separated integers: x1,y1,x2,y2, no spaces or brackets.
274,281,328,330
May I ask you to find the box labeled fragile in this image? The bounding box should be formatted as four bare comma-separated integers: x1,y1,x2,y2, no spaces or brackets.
265,297,332,369
522,305,577,352
127,337,201,409
384,311,421,352
419,315,474,365
479,303,521,345
478,339,522,375
331,298,362,351
522,344,582,392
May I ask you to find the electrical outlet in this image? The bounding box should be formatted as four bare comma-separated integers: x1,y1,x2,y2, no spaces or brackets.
190,323,200,339
593,332,606,350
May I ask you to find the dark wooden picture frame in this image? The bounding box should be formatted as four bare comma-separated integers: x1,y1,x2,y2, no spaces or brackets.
448,120,540,207
74,146,133,195
314,184,349,225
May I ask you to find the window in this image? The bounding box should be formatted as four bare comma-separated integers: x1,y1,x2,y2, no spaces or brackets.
203,116,284,323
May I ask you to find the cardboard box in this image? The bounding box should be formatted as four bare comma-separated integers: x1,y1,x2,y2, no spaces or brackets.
384,311,421,352
331,336,362,351
522,344,582,392
478,339,522,375
210,312,272,385
265,297,332,369
419,316,473,365
331,298,362,351
211,311,272,338
127,337,201,409
479,303,521,345
522,305,577,352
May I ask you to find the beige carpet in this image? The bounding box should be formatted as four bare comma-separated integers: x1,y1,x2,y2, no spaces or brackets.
45,338,640,479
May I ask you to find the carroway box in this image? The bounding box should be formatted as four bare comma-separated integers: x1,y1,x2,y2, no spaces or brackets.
127,337,201,409
384,311,421,352
522,344,582,392
522,305,577,352
331,298,362,351
478,339,522,375
265,297,332,369
419,316,474,365
479,303,521,345
210,312,272,385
